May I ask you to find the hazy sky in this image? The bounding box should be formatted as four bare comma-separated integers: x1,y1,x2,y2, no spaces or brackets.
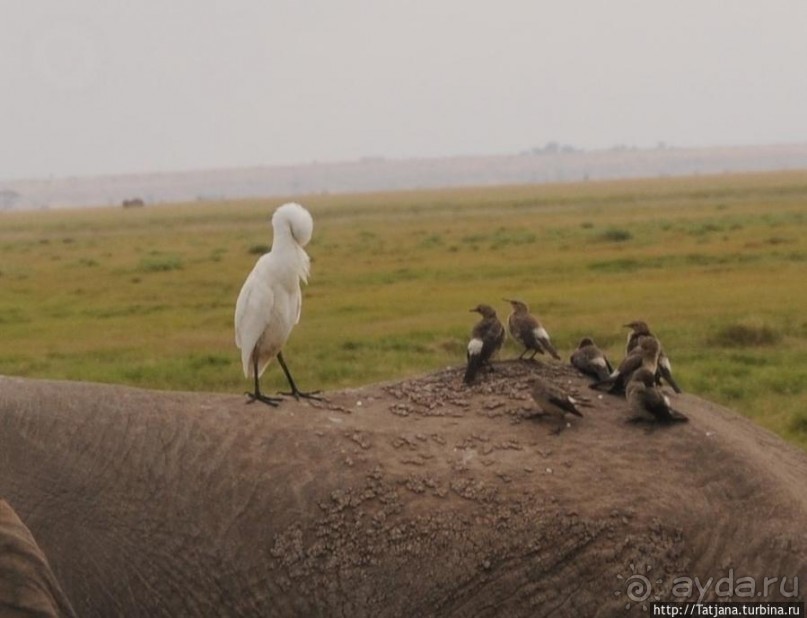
2,1,807,181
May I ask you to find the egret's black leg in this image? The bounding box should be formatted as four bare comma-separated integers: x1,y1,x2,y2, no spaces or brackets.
277,351,323,401
245,355,282,406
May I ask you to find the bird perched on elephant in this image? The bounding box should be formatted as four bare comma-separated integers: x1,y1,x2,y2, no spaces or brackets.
626,368,688,424
235,202,320,406
570,337,613,382
528,377,584,433
590,336,661,395
624,320,682,393
464,304,506,384
504,298,561,361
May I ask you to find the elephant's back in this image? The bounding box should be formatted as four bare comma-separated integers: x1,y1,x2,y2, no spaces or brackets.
1,366,806,617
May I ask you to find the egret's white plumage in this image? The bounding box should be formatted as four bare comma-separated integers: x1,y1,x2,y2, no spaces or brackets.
234,202,316,404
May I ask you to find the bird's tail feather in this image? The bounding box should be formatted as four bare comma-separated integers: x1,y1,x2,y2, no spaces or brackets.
660,367,683,394
464,354,483,384
667,408,689,423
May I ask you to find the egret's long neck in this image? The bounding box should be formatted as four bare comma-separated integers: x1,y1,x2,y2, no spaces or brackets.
273,232,310,284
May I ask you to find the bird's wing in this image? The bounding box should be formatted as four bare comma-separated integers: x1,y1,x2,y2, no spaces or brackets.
572,348,601,380
506,314,519,340
464,343,484,384
510,314,536,340
539,385,584,417
641,388,674,421
584,352,612,381
234,271,275,377
478,319,505,359
658,355,682,393
617,353,642,377
551,393,584,417
533,327,560,359
533,326,549,343
293,286,302,325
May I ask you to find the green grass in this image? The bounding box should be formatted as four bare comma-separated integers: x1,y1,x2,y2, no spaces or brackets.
1,171,806,449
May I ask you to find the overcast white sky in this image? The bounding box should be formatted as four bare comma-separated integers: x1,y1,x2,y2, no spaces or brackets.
2,1,807,181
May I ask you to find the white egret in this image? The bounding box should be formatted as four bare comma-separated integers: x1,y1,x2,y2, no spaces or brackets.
234,202,319,405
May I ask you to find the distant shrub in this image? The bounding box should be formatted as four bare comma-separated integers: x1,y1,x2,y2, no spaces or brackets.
248,243,269,255
697,222,722,234
418,234,444,249
708,323,781,348
597,228,633,242
210,247,227,262
685,221,723,237
461,227,537,249
189,354,231,369
588,258,642,273
790,413,807,434
137,255,183,273
490,228,536,249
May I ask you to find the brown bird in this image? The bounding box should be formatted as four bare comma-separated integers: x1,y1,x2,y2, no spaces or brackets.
626,368,688,423
529,377,584,433
590,336,660,395
570,337,613,382
504,298,561,360
624,320,682,393
464,304,506,384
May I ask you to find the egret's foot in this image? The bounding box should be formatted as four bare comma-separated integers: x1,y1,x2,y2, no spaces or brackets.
245,392,282,406
280,388,325,402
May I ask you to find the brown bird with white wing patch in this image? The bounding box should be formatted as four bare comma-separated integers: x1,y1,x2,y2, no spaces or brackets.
504,298,561,361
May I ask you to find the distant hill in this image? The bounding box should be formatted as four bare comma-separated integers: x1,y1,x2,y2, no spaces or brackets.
4,142,807,211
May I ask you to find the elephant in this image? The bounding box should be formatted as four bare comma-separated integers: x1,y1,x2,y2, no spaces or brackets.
1,361,805,616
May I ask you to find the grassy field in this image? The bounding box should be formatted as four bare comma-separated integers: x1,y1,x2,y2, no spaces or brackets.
1,171,806,449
